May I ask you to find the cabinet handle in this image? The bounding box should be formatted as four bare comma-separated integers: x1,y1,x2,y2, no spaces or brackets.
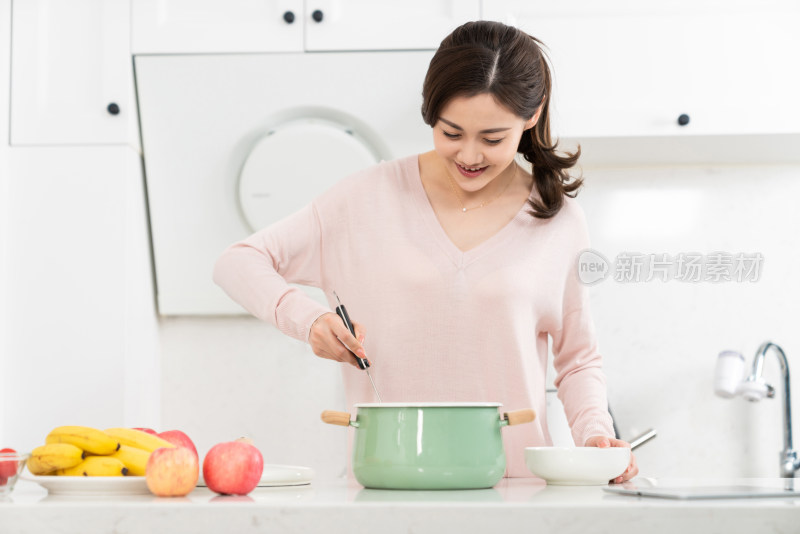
107,103,120,116
283,11,295,24
311,9,323,23
677,113,690,126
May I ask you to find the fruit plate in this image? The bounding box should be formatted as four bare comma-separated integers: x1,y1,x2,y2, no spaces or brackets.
22,475,150,496
197,464,314,488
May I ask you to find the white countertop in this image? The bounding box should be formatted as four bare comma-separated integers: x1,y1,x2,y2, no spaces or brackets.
3,477,800,534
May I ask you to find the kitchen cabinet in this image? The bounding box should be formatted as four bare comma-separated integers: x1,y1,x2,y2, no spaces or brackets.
0,1,8,447
303,0,480,51
132,0,304,54
483,0,800,138
483,0,800,164
5,1,157,442
132,0,480,53
3,146,159,446
10,0,138,147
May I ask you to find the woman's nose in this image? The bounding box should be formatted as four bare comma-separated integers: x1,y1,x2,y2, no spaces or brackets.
458,142,483,166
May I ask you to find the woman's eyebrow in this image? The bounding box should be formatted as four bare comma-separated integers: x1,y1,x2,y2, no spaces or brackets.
439,117,512,134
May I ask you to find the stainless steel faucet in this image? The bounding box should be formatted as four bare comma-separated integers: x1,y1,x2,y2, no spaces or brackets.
744,341,799,478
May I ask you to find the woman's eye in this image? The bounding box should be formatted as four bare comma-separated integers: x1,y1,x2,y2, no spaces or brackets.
441,130,503,144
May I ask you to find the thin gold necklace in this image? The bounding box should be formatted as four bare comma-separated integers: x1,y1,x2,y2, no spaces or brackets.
446,163,517,213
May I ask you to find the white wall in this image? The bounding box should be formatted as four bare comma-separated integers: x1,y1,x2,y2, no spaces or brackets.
581,163,799,478
159,316,348,480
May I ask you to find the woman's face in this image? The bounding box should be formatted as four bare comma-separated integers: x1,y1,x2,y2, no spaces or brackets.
433,93,538,194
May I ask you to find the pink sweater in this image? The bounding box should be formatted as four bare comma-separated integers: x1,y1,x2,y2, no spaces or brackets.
213,154,615,477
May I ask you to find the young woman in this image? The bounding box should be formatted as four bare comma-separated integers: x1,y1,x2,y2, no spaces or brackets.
213,20,637,482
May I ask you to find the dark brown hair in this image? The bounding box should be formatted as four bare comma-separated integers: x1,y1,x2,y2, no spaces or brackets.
421,21,582,219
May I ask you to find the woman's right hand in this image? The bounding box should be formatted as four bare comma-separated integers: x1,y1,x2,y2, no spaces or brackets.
308,312,368,368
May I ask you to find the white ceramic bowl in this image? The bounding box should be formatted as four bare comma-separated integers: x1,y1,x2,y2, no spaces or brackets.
524,447,630,485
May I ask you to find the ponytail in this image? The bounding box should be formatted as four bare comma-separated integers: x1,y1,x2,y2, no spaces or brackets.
519,48,583,220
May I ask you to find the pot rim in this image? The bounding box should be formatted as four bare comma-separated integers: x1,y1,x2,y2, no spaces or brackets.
354,402,502,408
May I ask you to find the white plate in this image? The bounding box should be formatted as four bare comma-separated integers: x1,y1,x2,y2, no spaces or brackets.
197,464,314,488
22,475,150,496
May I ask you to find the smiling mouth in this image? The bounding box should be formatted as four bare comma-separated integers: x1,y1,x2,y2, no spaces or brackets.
456,163,487,172
455,163,488,177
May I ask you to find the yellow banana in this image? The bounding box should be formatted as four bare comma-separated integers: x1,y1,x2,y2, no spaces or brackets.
108,445,150,476
45,426,120,455
56,456,128,476
104,428,175,453
27,443,85,475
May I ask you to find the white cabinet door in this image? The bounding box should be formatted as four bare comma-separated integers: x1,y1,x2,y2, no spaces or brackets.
4,146,160,447
131,0,478,53
483,0,800,138
670,8,800,136
132,0,304,54
10,0,136,146
0,0,8,446
304,0,480,51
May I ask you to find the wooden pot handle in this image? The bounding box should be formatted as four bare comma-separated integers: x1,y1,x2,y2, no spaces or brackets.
504,409,536,426
321,410,352,426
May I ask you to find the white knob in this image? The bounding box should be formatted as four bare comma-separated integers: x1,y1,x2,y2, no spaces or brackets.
740,378,770,402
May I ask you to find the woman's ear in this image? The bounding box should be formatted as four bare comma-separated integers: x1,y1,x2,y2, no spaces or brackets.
526,102,545,130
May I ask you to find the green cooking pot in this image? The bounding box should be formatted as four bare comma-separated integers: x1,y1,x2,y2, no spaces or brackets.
321,402,535,490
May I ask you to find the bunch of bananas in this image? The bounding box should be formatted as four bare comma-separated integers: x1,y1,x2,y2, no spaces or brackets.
27,426,175,477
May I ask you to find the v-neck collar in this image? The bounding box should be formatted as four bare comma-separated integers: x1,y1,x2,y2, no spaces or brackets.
406,154,535,269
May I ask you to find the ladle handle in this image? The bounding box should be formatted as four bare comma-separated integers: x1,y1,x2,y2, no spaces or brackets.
333,292,369,370
630,428,657,450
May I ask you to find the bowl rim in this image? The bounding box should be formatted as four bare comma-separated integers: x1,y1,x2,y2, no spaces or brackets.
524,446,630,455
0,452,30,459
355,402,503,408
525,447,631,452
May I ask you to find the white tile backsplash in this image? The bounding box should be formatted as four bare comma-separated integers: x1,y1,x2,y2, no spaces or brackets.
580,163,799,477
159,316,348,480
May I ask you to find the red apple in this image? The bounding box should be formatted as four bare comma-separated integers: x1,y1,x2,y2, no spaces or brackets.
158,430,198,460
202,440,263,496
146,447,199,497
0,448,18,479
132,428,158,435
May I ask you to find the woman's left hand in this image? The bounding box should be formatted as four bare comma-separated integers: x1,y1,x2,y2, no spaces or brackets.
585,435,638,484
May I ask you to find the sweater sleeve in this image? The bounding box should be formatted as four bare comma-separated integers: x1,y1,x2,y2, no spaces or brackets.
212,202,331,343
550,203,616,446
